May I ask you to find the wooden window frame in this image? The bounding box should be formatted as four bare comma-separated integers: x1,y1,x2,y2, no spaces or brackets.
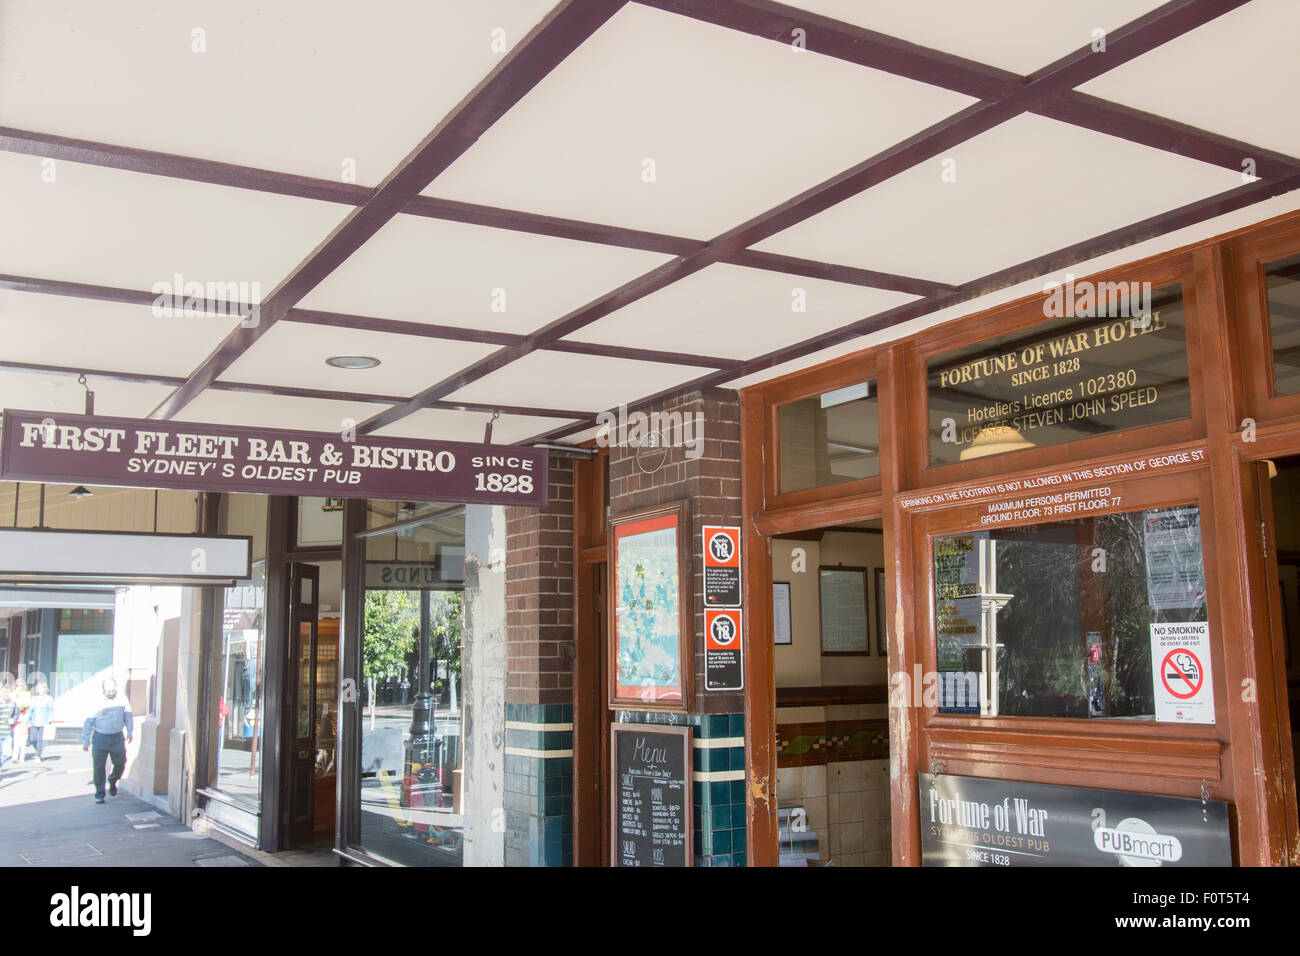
910,462,1228,798
763,353,882,512
1228,218,1300,424
908,253,1206,490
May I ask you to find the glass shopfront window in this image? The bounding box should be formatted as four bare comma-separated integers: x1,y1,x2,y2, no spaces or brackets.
778,380,880,493
1265,253,1300,397
926,285,1190,465
354,501,483,867
932,504,1208,720
212,493,268,808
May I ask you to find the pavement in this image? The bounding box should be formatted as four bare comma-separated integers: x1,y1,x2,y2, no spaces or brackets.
0,738,262,867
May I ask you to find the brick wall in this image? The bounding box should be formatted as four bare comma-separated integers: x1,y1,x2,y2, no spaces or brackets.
608,387,743,714
504,456,575,707
503,455,576,866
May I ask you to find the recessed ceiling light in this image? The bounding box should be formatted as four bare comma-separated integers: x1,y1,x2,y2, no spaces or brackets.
325,355,381,369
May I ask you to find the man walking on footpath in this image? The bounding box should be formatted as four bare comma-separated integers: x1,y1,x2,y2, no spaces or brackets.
81,678,133,804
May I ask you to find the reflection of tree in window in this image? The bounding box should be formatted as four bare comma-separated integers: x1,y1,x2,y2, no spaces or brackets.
991,509,1202,720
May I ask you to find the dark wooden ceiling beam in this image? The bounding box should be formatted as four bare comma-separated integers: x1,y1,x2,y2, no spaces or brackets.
147,0,631,421
0,127,950,294
638,0,1300,181
524,170,1300,445
0,275,744,369
0,360,593,419
364,0,1251,435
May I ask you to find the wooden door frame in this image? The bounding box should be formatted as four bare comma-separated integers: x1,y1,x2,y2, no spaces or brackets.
286,561,320,848
572,446,610,866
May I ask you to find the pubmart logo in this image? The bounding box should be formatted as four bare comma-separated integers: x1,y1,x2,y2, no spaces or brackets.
1094,816,1183,865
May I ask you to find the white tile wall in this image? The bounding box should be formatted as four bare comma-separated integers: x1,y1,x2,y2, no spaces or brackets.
777,758,892,866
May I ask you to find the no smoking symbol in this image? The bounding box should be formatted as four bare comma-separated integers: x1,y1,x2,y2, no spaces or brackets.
709,532,734,563
711,614,737,646
1160,647,1203,700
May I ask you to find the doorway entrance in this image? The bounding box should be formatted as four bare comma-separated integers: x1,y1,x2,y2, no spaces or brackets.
1263,457,1300,839
768,518,892,867
285,562,341,848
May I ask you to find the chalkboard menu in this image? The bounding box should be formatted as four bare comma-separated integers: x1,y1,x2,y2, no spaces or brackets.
927,283,1190,464
611,724,693,867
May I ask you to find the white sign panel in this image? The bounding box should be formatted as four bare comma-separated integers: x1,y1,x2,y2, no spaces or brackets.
0,528,251,583
1143,507,1205,610
1149,621,1214,724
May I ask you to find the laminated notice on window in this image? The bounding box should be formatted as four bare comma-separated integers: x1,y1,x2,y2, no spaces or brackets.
1149,622,1214,724
1142,507,1205,611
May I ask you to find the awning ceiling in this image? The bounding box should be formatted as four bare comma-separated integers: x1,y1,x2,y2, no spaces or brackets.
1,0,1296,448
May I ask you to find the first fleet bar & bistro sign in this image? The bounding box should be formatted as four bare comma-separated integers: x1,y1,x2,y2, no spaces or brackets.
0,409,548,506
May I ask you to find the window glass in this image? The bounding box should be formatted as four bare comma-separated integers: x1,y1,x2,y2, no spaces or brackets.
927,285,1189,465
211,493,269,808
213,562,266,807
778,381,879,493
297,496,345,548
356,504,478,866
932,504,1207,720
1265,253,1300,396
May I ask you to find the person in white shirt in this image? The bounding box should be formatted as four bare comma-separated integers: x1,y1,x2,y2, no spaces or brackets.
80,678,134,804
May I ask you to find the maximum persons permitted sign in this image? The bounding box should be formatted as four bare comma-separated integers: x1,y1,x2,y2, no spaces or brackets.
1149,621,1215,724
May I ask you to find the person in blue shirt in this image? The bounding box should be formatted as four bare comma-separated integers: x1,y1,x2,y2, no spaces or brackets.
27,682,54,762
81,678,133,804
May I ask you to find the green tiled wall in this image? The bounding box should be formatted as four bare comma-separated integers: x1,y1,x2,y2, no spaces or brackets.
616,711,747,867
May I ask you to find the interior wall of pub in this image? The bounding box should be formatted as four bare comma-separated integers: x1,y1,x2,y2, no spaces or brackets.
772,530,890,866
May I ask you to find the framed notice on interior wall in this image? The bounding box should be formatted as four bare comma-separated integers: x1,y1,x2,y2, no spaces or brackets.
773,582,792,645
818,566,868,654
875,568,887,656
608,500,693,711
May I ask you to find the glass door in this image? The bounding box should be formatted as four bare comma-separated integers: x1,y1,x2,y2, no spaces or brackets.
287,563,319,847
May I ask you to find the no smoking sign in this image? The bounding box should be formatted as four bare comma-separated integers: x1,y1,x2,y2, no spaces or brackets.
1160,647,1203,699
1149,622,1214,724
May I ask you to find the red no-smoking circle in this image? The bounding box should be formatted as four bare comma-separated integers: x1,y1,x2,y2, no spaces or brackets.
1160,647,1204,699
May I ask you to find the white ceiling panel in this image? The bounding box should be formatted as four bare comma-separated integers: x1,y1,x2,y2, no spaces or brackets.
217,321,498,397
445,350,704,413
0,0,557,185
0,154,349,292
565,263,916,359
0,372,173,419
725,190,1300,390
423,3,974,238
297,214,672,335
783,0,1168,75
0,291,241,377
371,408,578,446
174,390,384,433
1079,0,1300,159
753,114,1244,285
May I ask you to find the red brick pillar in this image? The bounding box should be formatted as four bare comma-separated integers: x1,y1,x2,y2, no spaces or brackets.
503,456,575,866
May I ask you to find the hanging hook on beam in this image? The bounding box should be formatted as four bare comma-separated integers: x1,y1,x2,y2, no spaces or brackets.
78,373,94,416
483,408,501,444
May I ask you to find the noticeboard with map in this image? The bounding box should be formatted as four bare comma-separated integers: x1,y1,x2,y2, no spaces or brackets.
610,500,693,710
